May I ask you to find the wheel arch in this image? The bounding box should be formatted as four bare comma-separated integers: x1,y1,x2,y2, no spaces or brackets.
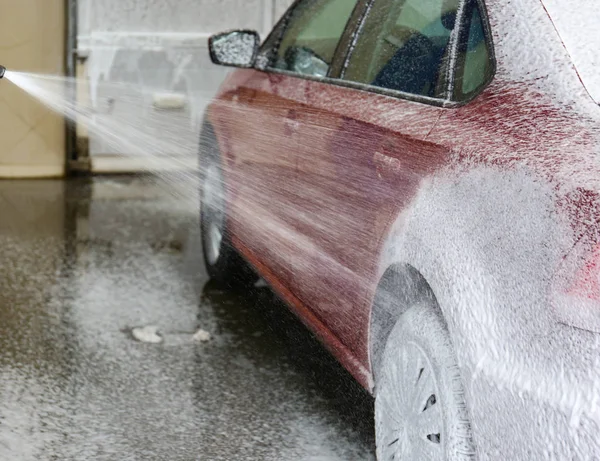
199,118,219,164
369,261,443,384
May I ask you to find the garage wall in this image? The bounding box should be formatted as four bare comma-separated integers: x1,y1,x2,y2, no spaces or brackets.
0,0,65,178
79,0,274,35
77,0,294,163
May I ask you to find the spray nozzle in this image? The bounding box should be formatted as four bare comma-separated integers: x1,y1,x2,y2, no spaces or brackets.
0,66,5,79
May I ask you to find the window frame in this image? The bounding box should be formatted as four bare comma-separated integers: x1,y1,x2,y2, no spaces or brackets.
255,0,367,79
449,0,497,104
255,0,496,109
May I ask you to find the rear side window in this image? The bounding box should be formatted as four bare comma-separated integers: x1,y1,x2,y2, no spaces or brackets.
453,0,494,101
269,0,359,78
342,0,461,98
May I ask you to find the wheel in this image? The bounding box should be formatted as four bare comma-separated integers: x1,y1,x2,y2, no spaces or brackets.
375,301,475,461
200,129,257,287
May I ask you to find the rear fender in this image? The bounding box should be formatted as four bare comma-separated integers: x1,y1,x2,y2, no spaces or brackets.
371,165,581,459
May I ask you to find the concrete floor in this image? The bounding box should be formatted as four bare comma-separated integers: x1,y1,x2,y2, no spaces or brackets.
0,177,375,460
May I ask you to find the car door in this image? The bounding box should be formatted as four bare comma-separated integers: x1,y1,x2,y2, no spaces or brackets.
215,0,362,285
215,69,308,284
282,0,461,365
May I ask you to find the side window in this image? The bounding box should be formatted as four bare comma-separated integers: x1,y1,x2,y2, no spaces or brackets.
454,0,493,100
343,0,460,98
268,0,358,78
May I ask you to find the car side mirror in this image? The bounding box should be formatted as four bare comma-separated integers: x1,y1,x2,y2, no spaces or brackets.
209,30,260,68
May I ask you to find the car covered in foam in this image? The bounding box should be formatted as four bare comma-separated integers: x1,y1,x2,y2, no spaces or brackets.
200,0,600,459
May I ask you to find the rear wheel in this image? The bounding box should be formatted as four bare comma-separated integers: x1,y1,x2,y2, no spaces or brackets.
375,301,475,461
200,136,257,287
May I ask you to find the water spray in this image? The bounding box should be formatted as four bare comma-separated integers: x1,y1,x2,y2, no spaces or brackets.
0,65,6,79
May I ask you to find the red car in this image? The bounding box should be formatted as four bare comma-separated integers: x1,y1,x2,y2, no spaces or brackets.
201,0,600,459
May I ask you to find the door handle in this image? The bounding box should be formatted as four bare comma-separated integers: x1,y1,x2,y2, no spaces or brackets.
232,89,257,104
373,151,402,179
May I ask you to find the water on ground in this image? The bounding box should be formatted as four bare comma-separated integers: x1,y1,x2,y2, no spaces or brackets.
0,177,375,460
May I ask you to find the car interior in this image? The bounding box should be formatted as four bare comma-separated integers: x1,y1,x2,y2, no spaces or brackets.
350,0,460,97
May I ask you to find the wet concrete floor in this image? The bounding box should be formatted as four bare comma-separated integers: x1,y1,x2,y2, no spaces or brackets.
0,177,375,460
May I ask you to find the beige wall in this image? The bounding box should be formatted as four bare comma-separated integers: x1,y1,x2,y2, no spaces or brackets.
0,0,65,178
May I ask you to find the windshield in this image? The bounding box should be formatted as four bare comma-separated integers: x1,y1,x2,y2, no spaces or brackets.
541,0,600,104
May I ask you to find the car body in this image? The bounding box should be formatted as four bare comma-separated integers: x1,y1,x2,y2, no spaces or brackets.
202,0,600,458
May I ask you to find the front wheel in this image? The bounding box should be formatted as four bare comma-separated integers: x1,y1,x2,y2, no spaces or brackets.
375,302,475,461
200,156,257,288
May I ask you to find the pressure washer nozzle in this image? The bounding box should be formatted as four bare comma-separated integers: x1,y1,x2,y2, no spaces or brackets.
0,66,5,79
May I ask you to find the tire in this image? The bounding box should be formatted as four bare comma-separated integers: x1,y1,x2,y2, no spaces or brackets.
375,301,475,461
200,128,257,288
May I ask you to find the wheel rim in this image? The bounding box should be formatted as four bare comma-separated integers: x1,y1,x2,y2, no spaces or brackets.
376,341,445,461
203,164,225,266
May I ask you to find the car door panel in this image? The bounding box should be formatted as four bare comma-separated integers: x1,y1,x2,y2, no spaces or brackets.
213,69,315,283
289,81,447,364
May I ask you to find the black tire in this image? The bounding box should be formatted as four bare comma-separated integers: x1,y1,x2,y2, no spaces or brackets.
200,124,258,288
375,300,475,460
